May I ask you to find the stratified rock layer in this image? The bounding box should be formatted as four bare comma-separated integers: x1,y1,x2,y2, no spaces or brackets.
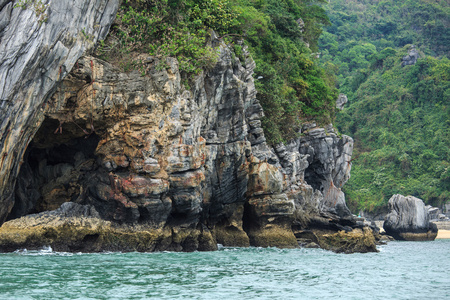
383,194,438,241
0,6,376,253
0,0,119,223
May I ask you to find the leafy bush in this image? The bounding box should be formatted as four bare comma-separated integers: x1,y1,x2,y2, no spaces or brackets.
97,0,240,74
236,0,338,143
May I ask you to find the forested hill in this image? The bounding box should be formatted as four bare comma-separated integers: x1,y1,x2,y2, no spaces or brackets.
319,0,449,212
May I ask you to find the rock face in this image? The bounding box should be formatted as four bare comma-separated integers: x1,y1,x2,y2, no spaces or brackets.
0,4,377,253
0,0,119,224
336,94,348,110
384,194,438,241
401,45,420,67
0,202,213,252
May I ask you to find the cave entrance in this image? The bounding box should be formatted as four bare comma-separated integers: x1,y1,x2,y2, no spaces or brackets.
303,160,326,192
8,117,100,220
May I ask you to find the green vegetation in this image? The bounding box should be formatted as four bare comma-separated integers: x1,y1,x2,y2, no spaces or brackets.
319,0,449,212
239,0,338,143
14,0,49,24
97,0,236,74
97,0,337,144
95,0,449,212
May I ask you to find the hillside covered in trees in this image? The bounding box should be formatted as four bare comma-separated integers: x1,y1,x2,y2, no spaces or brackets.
319,0,449,212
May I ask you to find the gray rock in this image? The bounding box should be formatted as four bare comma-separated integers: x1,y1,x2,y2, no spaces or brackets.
401,45,420,67
298,124,353,218
427,205,441,221
383,194,438,241
0,13,368,251
336,93,348,110
0,0,119,223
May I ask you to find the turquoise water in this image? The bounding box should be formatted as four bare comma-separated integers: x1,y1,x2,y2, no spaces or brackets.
1,240,449,299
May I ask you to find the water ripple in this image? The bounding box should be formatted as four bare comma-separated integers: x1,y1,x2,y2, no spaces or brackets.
0,241,449,299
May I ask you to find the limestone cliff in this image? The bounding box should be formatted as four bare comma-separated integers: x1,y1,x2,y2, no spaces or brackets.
0,0,119,223
0,1,377,253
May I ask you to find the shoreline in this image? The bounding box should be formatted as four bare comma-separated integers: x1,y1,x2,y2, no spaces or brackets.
436,229,450,239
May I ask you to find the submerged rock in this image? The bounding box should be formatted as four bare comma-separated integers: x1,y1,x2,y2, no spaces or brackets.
383,194,438,241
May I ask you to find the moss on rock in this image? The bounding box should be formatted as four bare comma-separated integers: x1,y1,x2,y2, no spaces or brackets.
0,208,217,252
247,225,298,248
213,224,250,247
317,227,378,254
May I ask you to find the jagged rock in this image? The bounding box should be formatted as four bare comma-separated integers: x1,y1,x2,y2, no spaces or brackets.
383,194,438,241
427,205,441,221
336,93,348,110
247,156,283,197
0,6,375,252
294,123,353,218
0,0,119,223
401,45,420,67
245,193,297,248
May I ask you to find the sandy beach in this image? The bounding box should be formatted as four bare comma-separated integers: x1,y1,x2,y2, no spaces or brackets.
436,230,450,239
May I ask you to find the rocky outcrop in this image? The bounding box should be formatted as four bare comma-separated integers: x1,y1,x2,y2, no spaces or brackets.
0,0,119,224
318,227,378,254
0,202,215,252
383,194,438,241
401,45,420,67
0,4,377,253
336,94,348,110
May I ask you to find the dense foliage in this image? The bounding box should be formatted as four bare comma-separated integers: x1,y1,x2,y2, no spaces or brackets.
97,0,337,144
319,0,449,212
97,0,238,73
238,0,338,143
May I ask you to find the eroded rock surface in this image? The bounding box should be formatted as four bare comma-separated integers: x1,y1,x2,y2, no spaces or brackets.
336,94,348,110
401,45,420,67
0,11,376,252
0,0,119,223
0,202,216,252
383,194,438,241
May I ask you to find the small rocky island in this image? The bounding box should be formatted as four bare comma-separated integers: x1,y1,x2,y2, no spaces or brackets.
384,194,438,241
0,0,380,253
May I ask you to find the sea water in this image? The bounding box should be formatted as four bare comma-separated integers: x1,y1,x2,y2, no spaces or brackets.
1,240,449,299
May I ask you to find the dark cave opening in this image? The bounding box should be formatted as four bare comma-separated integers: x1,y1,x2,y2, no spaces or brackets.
304,160,326,192
8,118,100,220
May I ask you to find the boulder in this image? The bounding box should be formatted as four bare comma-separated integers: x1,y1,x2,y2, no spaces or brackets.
383,194,438,241
401,45,420,67
336,94,348,110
